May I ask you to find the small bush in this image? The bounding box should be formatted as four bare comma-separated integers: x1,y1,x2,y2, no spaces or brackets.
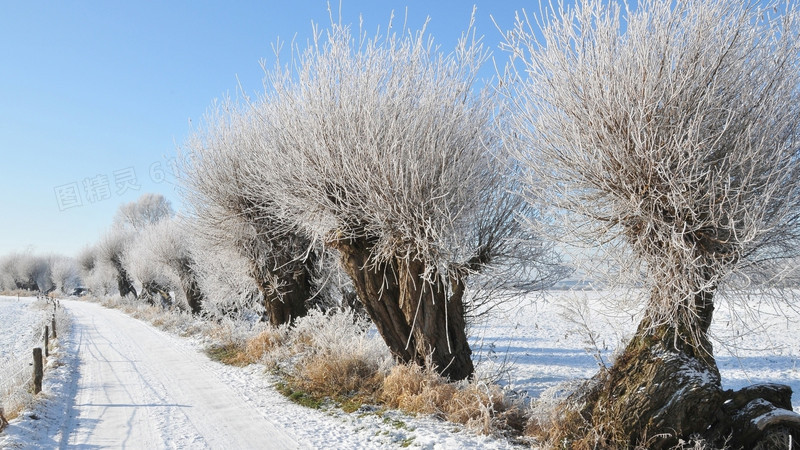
293,354,384,400
205,327,285,367
243,328,287,363
448,381,527,435
381,362,526,436
269,309,391,409
381,363,456,417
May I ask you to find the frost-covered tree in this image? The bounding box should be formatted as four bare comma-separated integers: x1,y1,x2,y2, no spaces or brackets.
0,253,21,291
96,228,137,298
182,102,320,326
0,256,14,291
191,239,263,320
77,245,118,296
49,256,81,295
123,217,204,314
122,239,174,307
0,252,52,292
222,16,548,380
76,246,96,277
97,194,174,299
503,0,800,446
113,193,174,232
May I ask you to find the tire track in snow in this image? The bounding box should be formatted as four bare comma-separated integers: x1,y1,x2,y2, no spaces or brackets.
61,300,301,449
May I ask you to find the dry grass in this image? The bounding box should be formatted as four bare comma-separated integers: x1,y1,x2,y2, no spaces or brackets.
232,309,533,438
292,354,384,401
243,328,287,362
381,363,456,416
380,363,526,436
449,381,528,435
263,309,391,411
90,295,204,337
206,327,286,366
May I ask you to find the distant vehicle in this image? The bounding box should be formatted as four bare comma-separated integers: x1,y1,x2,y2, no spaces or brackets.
71,287,88,296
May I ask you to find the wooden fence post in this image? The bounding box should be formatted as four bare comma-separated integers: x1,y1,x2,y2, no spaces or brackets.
44,326,49,357
0,406,8,431
51,315,57,339
33,348,43,394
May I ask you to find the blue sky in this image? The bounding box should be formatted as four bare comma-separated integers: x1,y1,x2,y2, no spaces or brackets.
0,1,539,257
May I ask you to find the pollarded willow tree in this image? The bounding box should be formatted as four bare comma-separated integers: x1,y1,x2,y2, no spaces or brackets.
234,15,551,381
123,217,205,314
77,245,117,296
96,194,175,299
191,238,263,320
96,228,137,298
503,0,800,447
49,256,80,295
182,103,320,326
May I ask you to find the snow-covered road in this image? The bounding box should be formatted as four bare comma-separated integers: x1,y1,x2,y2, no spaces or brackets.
60,299,301,449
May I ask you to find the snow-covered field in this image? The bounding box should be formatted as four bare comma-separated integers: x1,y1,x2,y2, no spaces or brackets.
0,296,45,367
1,290,797,448
0,296,49,416
469,290,800,413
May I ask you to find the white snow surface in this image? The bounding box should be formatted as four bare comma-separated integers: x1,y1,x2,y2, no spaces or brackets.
1,296,48,412
1,290,798,449
0,296,44,370
468,290,800,414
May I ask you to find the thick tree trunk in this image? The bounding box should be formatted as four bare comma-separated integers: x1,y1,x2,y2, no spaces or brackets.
555,287,800,449
111,256,136,298
138,280,170,307
177,260,203,315
251,260,311,327
331,236,474,380
182,275,204,315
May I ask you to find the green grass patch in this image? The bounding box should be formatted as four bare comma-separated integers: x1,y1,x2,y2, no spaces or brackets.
383,416,409,430
399,437,415,447
276,382,325,409
205,343,247,366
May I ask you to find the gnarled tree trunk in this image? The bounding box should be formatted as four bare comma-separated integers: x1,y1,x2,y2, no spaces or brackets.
556,288,800,449
138,280,170,307
251,258,311,327
331,236,474,381
111,256,137,298
175,259,203,315
181,274,204,315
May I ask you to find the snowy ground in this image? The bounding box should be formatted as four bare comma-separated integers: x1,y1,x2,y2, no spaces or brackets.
469,290,800,413
0,296,43,369
1,299,522,449
0,296,48,416
1,291,798,448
